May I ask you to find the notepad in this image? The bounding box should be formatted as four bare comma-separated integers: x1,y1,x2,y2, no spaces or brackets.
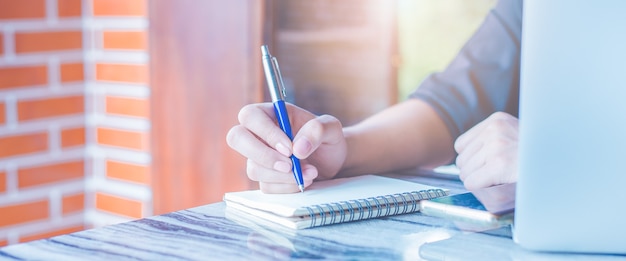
223,175,448,229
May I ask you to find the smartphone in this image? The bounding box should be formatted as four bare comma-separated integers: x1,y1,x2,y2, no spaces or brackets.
420,183,515,228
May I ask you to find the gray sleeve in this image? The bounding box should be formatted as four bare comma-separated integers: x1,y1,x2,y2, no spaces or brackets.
409,0,522,139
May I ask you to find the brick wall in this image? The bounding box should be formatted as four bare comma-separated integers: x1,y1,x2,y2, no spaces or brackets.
0,0,150,246
87,0,150,229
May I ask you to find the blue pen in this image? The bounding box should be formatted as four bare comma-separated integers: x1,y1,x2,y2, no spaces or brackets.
261,45,305,193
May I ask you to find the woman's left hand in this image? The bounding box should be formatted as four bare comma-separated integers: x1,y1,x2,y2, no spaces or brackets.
454,112,519,189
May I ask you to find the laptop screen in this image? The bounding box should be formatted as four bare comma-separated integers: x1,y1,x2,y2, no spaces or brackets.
514,0,626,254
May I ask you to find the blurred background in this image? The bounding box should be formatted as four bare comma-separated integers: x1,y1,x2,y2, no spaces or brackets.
0,0,494,246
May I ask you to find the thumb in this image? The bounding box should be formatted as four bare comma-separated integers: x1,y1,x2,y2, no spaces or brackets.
292,115,342,159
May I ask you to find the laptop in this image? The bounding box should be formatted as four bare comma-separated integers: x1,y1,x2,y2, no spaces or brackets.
514,0,626,254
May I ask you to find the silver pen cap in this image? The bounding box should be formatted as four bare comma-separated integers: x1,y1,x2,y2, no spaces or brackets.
261,45,286,103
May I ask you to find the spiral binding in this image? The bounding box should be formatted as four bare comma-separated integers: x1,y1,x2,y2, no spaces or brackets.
304,189,447,228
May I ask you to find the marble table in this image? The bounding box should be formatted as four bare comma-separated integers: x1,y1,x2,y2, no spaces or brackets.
1,173,625,260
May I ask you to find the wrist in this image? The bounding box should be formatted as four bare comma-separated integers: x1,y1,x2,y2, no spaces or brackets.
336,126,363,178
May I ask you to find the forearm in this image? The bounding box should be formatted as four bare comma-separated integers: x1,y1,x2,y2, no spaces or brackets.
338,99,456,177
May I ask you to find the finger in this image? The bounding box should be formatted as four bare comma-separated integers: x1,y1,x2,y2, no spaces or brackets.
455,137,483,170
259,167,316,194
457,152,485,182
238,103,293,157
457,133,504,182
246,159,296,183
301,163,319,183
250,161,318,193
454,122,487,153
455,112,515,171
462,167,499,190
462,155,517,190
260,182,304,194
227,125,292,172
247,160,318,183
455,112,513,152
463,168,511,190
462,173,489,190
292,114,343,159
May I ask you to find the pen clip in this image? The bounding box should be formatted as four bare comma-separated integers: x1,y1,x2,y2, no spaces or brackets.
272,57,287,98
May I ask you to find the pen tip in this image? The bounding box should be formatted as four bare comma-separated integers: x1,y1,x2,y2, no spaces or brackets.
299,185,305,193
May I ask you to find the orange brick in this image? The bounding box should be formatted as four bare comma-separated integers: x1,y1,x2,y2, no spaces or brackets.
18,161,84,189
97,128,148,151
0,33,4,56
0,171,6,193
96,192,142,218
106,96,149,118
96,63,148,84
0,0,46,19
19,225,84,243
60,63,84,82
0,65,48,90
0,132,48,158
93,0,146,17
0,238,7,247
0,200,49,227
15,31,82,53
61,127,85,148
106,160,149,185
62,192,84,215
18,95,84,121
58,0,82,17
0,102,5,124
103,31,147,50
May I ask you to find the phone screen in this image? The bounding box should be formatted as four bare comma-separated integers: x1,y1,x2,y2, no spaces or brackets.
429,192,487,211
420,183,515,227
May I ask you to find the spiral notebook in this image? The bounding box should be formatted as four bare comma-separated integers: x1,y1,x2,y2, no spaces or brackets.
223,175,448,229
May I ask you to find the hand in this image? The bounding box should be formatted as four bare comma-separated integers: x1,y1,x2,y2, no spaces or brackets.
226,103,347,193
454,112,519,190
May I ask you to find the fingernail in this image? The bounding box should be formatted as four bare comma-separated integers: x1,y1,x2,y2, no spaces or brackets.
276,143,291,157
293,137,312,157
274,161,292,173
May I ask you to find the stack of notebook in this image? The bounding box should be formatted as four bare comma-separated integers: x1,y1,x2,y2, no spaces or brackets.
223,175,448,229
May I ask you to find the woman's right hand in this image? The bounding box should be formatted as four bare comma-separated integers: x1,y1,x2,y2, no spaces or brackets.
226,102,347,194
